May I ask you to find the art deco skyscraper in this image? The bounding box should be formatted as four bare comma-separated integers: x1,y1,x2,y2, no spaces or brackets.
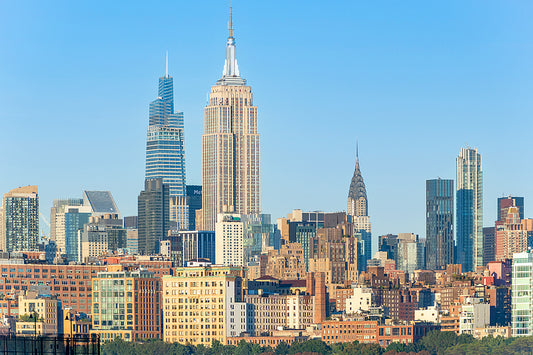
347,148,371,270
456,147,483,272
426,178,454,270
145,55,186,224
202,9,260,231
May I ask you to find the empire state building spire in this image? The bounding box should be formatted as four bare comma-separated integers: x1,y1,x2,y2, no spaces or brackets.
217,6,246,86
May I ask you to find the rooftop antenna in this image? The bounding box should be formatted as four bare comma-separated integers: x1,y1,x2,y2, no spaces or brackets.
229,2,233,37
165,51,169,77
356,140,359,160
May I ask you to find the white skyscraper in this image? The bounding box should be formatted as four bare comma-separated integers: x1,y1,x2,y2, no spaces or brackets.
456,147,483,272
215,213,244,266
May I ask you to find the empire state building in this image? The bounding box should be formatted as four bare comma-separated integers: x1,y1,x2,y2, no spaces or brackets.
202,8,261,230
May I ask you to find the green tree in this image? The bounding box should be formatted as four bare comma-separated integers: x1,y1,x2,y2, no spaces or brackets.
275,342,289,355
420,331,463,355
287,339,330,354
234,340,261,355
101,338,135,355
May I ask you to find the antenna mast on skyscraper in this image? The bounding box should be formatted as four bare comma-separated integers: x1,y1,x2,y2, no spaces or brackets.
229,3,233,37
166,51,169,77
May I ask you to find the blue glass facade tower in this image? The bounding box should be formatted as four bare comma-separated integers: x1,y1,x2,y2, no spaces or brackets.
145,61,186,199
64,209,91,262
456,147,483,272
426,179,454,270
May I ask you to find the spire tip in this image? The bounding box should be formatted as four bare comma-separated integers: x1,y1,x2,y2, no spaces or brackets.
229,5,233,37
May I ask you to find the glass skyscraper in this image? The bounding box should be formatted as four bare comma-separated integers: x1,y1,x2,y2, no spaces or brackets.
145,61,186,199
64,208,91,262
426,178,454,270
138,178,170,255
456,147,483,272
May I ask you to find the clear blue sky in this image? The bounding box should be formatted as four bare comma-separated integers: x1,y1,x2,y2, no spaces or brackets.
1,1,532,245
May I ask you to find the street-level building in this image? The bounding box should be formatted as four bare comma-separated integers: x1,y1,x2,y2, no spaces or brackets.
162,263,248,345
91,265,161,342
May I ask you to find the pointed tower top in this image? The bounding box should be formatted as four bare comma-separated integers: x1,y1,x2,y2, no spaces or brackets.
165,51,169,77
347,143,368,216
356,140,359,160
217,3,246,86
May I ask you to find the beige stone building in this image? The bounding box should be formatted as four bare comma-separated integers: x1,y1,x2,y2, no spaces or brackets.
16,289,59,336
245,272,326,335
308,227,359,288
202,10,260,231
162,263,248,345
265,244,306,280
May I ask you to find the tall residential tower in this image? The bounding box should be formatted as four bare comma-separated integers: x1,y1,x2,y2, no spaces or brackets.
145,55,186,223
0,186,39,252
202,9,261,230
456,147,483,272
426,179,454,270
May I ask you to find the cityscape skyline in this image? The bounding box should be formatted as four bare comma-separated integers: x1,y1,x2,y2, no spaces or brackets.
1,2,533,348
1,1,533,240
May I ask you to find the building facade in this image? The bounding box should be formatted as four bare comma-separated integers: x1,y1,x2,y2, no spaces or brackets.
0,263,104,314
395,233,425,276
64,207,91,262
215,213,244,266
511,251,533,336
495,205,530,261
186,186,202,231
162,264,247,345
50,198,83,245
456,147,483,272
1,186,39,252
498,196,524,221
202,11,260,231
91,266,161,342
138,178,170,255
80,215,127,261
17,289,59,336
426,179,454,270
